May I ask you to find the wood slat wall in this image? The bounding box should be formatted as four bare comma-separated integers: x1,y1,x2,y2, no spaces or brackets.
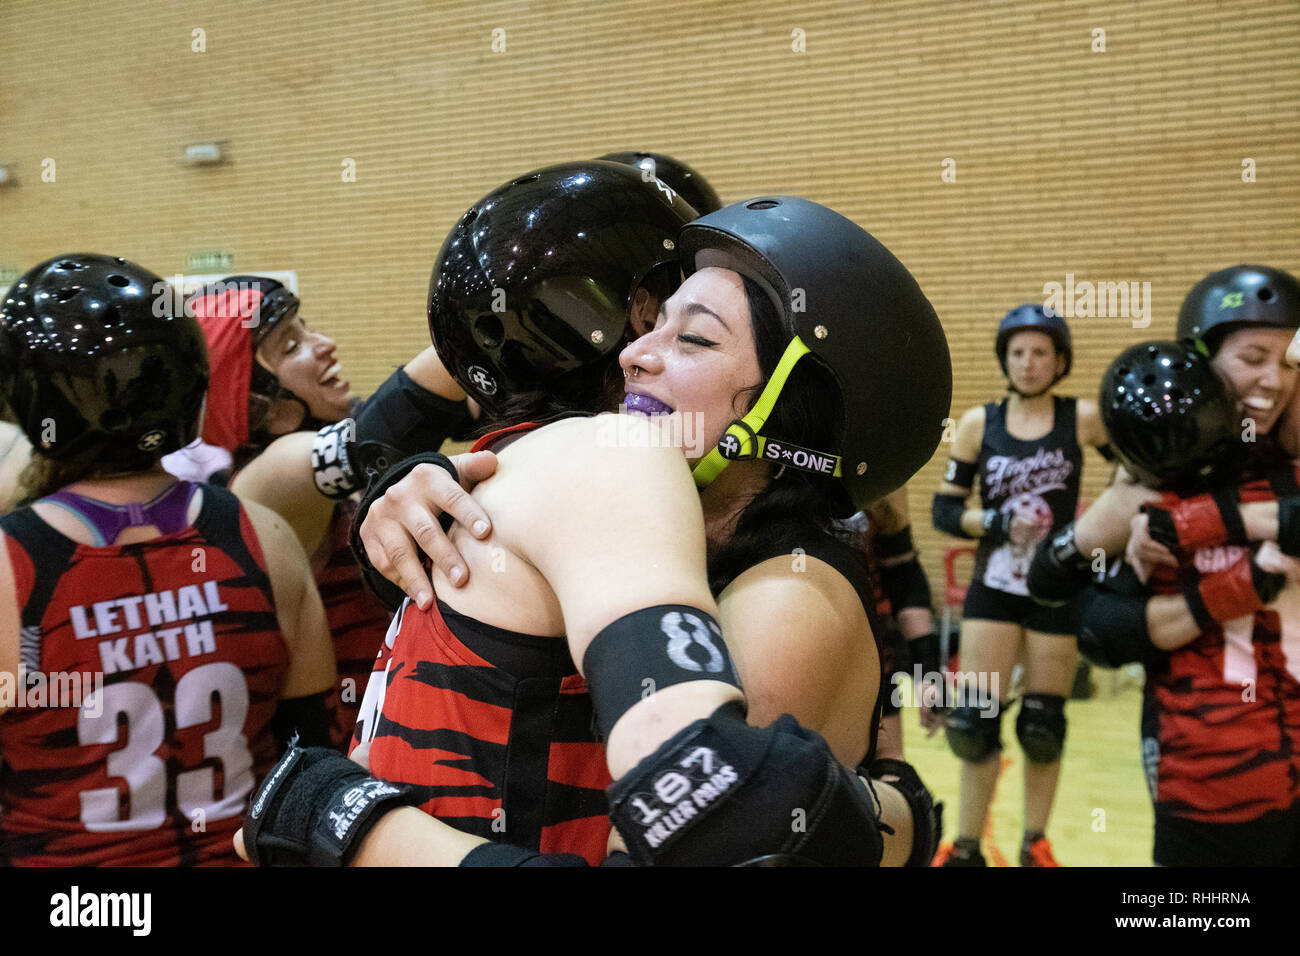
2,0,1297,598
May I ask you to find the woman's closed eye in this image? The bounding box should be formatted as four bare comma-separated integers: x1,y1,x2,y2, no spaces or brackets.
679,334,717,348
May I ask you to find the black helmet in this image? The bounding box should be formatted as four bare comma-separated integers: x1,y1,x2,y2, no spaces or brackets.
0,254,208,469
679,197,952,510
597,151,723,215
995,304,1072,378
1099,340,1242,492
1176,264,1300,356
429,160,697,412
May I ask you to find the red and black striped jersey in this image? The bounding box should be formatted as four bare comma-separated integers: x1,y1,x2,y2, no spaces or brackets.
357,598,612,865
355,419,610,865
1145,469,1300,822
0,487,289,865
312,501,392,751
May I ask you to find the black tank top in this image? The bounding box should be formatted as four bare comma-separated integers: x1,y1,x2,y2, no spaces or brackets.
973,396,1083,595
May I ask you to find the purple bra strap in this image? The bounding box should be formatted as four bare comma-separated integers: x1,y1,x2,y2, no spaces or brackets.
42,480,199,546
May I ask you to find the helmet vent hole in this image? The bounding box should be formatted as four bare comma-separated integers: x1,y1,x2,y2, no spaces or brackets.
1169,387,1184,401
56,260,82,271
102,305,121,326
1143,373,1157,386
1258,287,1275,302
746,200,780,210
512,174,541,186
474,314,505,349
55,286,81,302
461,209,478,227
106,274,130,288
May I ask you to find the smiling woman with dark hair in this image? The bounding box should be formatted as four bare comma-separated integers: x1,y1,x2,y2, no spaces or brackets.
237,163,952,867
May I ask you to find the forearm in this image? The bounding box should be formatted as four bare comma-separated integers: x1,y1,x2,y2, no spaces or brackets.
1241,501,1278,543
875,781,913,867
1146,594,1202,651
351,806,488,866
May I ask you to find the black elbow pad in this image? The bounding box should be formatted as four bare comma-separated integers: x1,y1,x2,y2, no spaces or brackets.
354,367,472,456
932,493,970,538
1027,524,1093,607
1077,564,1166,670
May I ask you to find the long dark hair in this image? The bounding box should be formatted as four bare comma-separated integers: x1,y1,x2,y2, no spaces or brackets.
707,276,850,594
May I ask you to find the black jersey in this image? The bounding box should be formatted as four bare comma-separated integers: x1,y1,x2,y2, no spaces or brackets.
972,397,1083,596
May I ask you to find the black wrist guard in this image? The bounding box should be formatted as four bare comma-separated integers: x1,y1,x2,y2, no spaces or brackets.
582,606,742,740
353,366,471,459
242,742,416,867
311,419,407,500
864,758,942,868
347,452,461,610
1279,495,1300,558
1077,564,1165,670
982,509,1012,546
1027,523,1093,607
607,702,883,866
931,493,971,538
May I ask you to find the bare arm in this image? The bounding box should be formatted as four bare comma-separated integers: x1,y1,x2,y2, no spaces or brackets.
0,533,19,717
1076,398,1111,450
242,500,336,699
1073,468,1161,556
718,555,875,766
501,415,738,779
233,432,334,556
0,423,31,514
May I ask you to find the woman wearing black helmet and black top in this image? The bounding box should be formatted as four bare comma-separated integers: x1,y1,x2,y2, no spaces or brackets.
237,165,950,867
931,304,1110,867
0,255,335,865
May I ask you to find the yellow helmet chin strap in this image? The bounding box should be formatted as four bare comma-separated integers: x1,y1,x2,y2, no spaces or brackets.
693,335,842,490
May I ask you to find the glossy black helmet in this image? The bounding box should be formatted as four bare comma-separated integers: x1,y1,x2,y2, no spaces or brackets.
995,304,1072,378
680,197,952,510
1099,340,1241,492
597,151,723,215
1176,264,1300,357
428,160,697,412
0,254,208,469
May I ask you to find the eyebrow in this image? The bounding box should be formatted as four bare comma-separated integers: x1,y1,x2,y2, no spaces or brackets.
684,301,730,333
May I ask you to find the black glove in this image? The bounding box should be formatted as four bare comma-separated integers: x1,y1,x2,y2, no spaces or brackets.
242,741,417,867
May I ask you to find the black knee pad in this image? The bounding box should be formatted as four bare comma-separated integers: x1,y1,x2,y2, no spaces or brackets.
1016,693,1066,764
607,702,883,867
944,704,1003,763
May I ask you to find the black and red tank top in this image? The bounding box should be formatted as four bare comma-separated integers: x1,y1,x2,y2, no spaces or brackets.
1143,466,1300,822
0,486,289,866
973,396,1083,595
355,420,611,865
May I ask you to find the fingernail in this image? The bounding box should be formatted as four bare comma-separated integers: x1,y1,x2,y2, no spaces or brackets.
450,566,466,586
473,520,489,537
415,590,432,609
